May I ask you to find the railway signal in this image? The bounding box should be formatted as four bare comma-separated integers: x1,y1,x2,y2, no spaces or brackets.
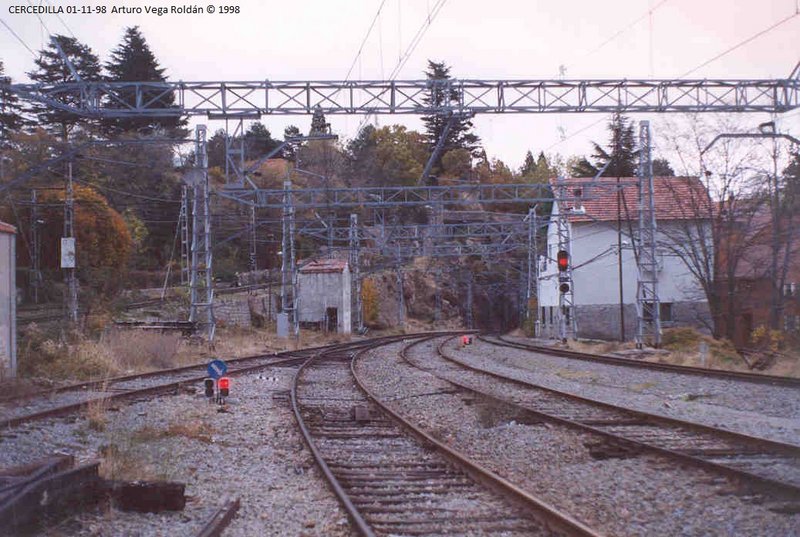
204,378,215,398
218,377,230,399
557,250,569,272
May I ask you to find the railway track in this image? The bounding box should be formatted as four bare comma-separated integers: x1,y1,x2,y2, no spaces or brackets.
481,334,800,388
0,340,363,429
400,336,800,509
292,333,600,537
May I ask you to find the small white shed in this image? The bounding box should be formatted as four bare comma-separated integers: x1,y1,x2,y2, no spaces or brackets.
0,221,16,378
297,259,351,334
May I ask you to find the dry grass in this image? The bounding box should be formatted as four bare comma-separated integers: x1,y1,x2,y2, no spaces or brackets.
103,330,182,371
132,419,214,444
85,384,111,432
556,327,800,378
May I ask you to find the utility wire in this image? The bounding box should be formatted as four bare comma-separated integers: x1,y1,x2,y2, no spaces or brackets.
356,0,449,132
343,0,388,82
44,0,76,38
0,18,37,57
679,10,799,78
560,0,671,75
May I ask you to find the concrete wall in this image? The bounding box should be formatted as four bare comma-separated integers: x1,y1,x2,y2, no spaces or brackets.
538,201,709,340
538,301,712,340
297,266,352,334
0,233,15,378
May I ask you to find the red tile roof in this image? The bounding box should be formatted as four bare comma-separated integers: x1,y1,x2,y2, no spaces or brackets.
550,176,710,222
299,259,348,274
0,221,16,234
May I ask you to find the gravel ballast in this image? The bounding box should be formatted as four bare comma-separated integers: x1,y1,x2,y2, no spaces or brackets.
355,338,800,537
0,366,354,537
460,337,800,446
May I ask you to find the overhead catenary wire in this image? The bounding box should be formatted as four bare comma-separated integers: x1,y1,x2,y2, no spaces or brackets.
343,0,388,82
0,18,37,57
679,9,800,78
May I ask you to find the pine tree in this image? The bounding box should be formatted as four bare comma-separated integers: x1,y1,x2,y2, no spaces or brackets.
595,112,637,177
652,158,675,176
104,26,186,136
520,150,536,177
569,112,637,178
27,35,102,141
0,60,25,146
421,60,480,175
309,105,330,135
244,122,279,160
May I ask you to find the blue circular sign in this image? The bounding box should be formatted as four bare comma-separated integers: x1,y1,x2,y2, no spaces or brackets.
207,359,228,379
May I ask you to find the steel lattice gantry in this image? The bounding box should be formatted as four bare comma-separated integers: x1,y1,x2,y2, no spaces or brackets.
5,77,800,117
221,182,561,208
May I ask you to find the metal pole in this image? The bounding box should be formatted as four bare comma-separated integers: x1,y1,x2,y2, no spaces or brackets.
64,162,78,325
617,177,626,341
30,189,41,304
189,125,214,343
635,120,660,348
180,185,189,285
466,272,474,329
555,178,576,342
288,182,298,339
434,266,442,323
280,179,289,317
395,247,404,327
349,213,362,333
526,207,535,329
250,204,257,272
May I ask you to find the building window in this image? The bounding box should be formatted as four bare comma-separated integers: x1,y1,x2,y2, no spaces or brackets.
549,306,554,324
541,306,546,324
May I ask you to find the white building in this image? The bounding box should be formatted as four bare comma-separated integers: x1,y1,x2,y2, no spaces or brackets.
538,177,711,341
297,259,352,334
0,221,16,378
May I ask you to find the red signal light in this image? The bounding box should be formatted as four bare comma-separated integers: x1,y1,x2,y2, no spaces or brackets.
218,377,230,397
557,250,569,272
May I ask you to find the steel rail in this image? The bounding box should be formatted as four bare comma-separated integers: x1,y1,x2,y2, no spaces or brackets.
481,334,800,388
0,338,367,405
421,336,800,500
0,351,319,429
351,338,603,537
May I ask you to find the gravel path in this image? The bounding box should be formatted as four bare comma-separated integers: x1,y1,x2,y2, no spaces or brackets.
0,365,354,537
464,338,800,445
355,338,800,537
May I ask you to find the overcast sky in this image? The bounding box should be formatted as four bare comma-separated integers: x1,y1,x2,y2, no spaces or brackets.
1,0,799,170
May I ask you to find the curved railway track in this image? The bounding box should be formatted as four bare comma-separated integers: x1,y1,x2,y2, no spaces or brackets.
399,336,800,508
292,333,600,537
481,334,800,388
0,340,368,429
